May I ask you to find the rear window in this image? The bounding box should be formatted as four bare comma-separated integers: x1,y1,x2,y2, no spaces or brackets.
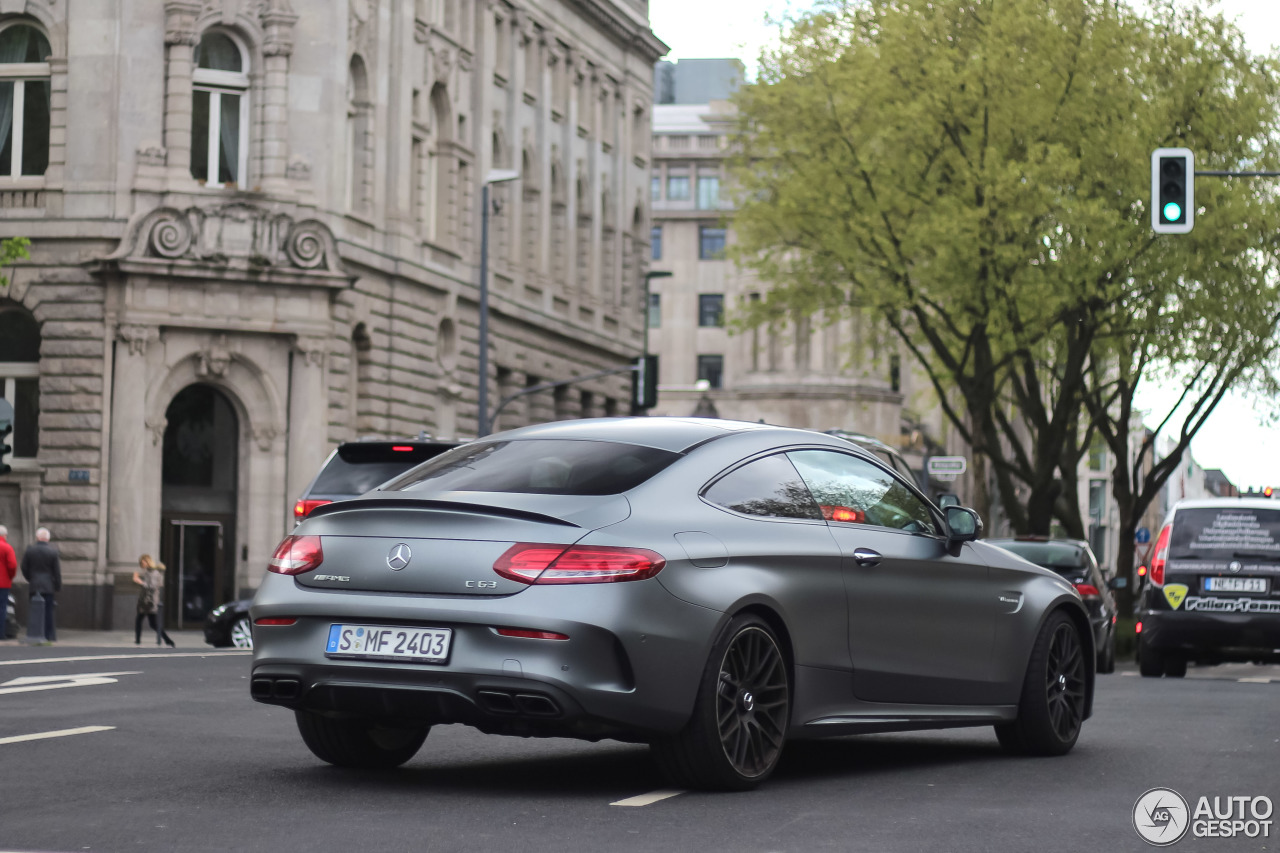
310,443,458,496
1170,507,1280,560
384,439,681,496
992,541,1088,575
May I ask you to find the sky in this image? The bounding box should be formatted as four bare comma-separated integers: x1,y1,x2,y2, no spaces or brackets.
646,0,1280,492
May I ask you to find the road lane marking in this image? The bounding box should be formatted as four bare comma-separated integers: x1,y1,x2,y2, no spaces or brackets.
1238,677,1273,683
0,671,142,695
0,652,250,667
611,789,685,807
0,725,115,745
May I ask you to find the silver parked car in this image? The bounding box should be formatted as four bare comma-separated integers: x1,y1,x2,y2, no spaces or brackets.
251,418,1093,790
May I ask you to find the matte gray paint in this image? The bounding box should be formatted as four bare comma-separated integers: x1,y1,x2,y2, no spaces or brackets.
252,419,1093,747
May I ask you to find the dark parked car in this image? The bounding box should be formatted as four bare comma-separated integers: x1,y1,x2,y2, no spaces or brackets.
205,599,253,648
1138,497,1280,677
987,537,1118,673
251,418,1093,790
293,439,463,522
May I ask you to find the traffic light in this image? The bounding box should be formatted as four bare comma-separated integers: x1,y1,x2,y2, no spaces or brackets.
631,354,658,411
1151,147,1194,234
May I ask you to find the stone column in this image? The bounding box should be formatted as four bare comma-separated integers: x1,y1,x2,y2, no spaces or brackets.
260,3,299,195
106,325,161,572
286,336,329,518
163,1,201,185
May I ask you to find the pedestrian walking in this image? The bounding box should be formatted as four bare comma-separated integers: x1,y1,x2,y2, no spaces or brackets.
133,554,175,647
20,527,59,643
0,525,17,641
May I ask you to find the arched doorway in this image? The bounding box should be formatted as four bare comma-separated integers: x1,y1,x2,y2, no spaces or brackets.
159,384,239,628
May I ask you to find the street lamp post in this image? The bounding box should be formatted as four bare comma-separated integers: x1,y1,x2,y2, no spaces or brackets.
634,269,673,415
477,168,520,437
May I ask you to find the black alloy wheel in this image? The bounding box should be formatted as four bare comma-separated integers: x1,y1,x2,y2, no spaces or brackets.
295,710,429,769
1044,621,1087,743
652,614,791,790
995,611,1087,756
715,625,790,778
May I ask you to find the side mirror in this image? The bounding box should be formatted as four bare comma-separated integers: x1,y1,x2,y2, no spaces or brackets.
1108,576,1128,590
944,506,983,543
936,493,961,508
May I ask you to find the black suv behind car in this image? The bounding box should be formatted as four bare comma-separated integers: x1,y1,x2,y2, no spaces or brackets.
293,439,462,522
1139,497,1280,677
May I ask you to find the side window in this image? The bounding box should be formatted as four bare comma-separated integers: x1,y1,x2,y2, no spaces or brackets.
703,453,823,520
788,450,939,536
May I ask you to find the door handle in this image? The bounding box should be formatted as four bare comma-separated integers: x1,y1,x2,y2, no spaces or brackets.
852,548,882,567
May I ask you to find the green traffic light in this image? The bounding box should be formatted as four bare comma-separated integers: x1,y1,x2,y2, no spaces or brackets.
1163,202,1182,222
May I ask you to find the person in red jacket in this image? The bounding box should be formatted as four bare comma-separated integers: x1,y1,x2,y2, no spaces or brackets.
0,524,17,641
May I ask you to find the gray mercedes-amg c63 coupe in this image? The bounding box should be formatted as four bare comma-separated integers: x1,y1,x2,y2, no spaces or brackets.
250,418,1093,790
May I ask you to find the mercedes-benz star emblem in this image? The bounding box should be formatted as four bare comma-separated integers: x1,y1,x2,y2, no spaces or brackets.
1229,560,1242,573
387,543,412,571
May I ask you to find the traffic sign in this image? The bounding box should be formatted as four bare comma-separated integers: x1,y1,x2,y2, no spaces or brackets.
1135,527,1151,544
927,456,967,483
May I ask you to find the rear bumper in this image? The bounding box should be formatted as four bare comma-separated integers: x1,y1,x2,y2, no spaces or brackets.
1140,610,1280,662
249,573,723,739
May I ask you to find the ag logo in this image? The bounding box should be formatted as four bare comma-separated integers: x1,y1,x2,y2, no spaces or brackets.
1162,584,1189,610
1134,787,1190,846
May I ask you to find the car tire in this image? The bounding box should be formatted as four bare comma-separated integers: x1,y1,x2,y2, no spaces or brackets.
1163,655,1188,678
994,611,1087,757
1097,631,1116,675
1138,641,1165,678
295,710,428,769
230,616,254,650
651,614,791,791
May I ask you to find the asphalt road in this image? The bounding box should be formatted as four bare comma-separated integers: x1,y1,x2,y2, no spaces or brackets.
1,643,1276,853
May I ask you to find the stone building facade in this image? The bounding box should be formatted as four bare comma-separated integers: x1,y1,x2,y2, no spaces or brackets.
0,0,664,629
647,96,965,487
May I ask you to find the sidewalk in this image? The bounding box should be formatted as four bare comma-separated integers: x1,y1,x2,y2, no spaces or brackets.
0,628,219,649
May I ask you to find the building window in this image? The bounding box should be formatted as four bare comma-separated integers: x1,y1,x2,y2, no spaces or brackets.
647,292,661,328
697,354,724,390
667,174,689,201
650,225,662,260
0,305,40,459
346,56,373,214
1088,434,1108,471
0,23,51,179
191,31,249,188
699,226,726,260
650,174,661,201
697,175,719,209
699,294,724,327
889,354,901,392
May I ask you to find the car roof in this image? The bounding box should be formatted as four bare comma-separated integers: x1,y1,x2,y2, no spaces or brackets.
986,536,1091,549
1172,497,1279,512
483,417,784,454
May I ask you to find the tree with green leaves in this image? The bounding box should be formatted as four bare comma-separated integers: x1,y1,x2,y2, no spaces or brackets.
0,237,30,292
729,0,1280,538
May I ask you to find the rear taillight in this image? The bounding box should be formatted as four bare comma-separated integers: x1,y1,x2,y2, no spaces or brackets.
1074,583,1101,598
268,535,324,575
1136,621,1143,634
294,499,332,520
254,617,297,627
494,543,666,585
1150,523,1172,586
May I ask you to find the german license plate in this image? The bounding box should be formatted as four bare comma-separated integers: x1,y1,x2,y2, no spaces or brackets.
1204,577,1269,594
325,624,452,663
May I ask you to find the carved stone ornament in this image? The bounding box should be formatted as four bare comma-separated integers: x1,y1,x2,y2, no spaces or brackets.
252,424,279,452
196,335,233,379
144,417,168,446
293,336,327,367
285,155,311,182
117,324,160,356
432,46,453,84
136,145,168,167
164,1,202,46
106,204,344,275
